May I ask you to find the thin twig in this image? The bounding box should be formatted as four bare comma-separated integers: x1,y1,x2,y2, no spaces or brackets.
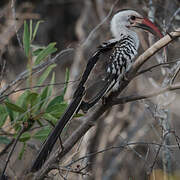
0,139,15,156
0,127,25,179
174,133,180,150
58,165,89,176
136,59,180,77
110,82,180,106
81,0,120,48
167,7,180,30
65,141,172,168
0,48,74,99
0,79,79,103
0,60,6,86
11,0,23,49
149,143,162,174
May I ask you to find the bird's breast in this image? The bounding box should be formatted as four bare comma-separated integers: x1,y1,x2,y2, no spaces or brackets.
107,35,138,76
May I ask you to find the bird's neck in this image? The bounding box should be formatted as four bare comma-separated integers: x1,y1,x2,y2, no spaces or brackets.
111,26,139,50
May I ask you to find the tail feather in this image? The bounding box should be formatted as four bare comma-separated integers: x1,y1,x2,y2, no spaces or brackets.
31,90,84,172
31,50,102,172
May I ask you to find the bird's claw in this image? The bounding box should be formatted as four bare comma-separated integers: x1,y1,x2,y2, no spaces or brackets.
123,74,129,81
79,101,90,113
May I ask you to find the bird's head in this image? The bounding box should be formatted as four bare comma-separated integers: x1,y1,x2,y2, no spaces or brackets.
111,10,163,39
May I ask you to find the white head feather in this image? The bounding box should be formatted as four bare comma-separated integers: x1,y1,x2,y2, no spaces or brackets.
110,10,142,48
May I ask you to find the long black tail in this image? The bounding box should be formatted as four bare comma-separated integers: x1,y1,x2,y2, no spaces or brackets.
31,87,84,172
31,50,101,172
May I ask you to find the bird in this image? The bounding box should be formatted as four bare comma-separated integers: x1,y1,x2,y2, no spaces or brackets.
31,9,162,172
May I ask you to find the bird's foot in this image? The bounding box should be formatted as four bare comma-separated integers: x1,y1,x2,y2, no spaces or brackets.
79,101,90,113
123,73,129,81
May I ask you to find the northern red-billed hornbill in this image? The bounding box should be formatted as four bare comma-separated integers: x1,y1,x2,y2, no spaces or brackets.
31,9,162,172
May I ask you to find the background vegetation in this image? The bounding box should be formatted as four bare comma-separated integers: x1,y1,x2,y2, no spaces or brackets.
0,0,180,179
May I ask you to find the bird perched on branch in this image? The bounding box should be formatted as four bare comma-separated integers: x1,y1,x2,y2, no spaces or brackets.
31,9,162,172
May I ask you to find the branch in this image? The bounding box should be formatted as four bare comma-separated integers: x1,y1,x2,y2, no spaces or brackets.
0,139,15,157
136,59,180,77
0,79,79,102
65,141,176,168
0,127,25,179
110,82,180,105
31,29,180,180
132,29,180,73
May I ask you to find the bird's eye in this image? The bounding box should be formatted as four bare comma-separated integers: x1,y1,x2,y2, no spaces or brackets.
130,16,136,20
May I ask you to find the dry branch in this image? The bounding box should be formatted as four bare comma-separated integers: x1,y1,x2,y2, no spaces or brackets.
132,29,180,73
110,82,180,105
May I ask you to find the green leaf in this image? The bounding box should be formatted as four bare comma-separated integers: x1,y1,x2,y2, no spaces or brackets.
19,132,31,142
46,95,64,110
32,20,44,41
37,64,56,86
36,119,43,127
32,47,44,56
14,91,30,120
48,72,55,97
0,105,8,127
16,90,30,108
26,92,38,106
38,87,49,110
0,113,8,128
29,20,33,41
5,103,14,122
5,101,26,113
34,42,57,65
0,136,11,144
43,113,58,125
23,20,30,57
0,104,7,113
62,68,69,98
13,124,21,132
46,102,67,118
33,126,51,141
18,142,26,160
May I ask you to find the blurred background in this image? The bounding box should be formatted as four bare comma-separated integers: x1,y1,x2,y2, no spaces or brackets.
0,0,180,179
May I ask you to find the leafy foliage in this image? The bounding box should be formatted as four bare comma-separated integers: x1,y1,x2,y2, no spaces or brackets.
0,20,71,158
0,136,11,144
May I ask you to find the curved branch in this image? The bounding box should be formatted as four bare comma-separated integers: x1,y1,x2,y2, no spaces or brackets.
136,59,180,77
110,82,180,105
132,29,180,73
